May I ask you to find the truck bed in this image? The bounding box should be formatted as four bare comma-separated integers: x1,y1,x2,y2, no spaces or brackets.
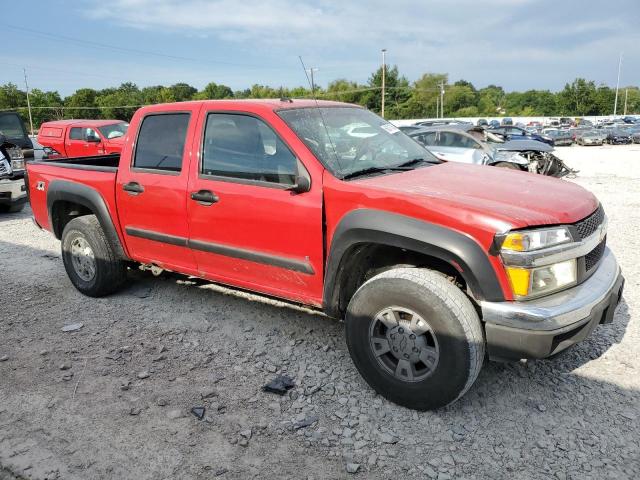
36,153,120,172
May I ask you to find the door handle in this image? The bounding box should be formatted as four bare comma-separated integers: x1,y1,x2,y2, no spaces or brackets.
123,182,144,195
190,189,219,206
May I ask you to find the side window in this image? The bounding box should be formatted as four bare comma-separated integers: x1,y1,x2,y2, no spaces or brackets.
417,132,437,146
202,113,298,186
84,128,99,141
133,113,190,172
69,128,83,140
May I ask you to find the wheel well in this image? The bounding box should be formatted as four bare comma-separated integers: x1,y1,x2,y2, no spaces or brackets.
333,243,468,317
51,200,93,239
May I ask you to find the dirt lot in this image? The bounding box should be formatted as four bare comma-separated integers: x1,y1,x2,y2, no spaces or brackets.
1,145,639,479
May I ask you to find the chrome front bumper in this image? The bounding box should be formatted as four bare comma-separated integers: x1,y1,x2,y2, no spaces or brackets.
0,177,27,204
481,248,624,360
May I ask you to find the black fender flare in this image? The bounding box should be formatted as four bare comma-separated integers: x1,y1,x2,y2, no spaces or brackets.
323,209,504,317
46,180,129,260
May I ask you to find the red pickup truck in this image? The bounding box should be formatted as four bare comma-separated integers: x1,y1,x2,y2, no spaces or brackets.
37,119,128,158
26,100,624,410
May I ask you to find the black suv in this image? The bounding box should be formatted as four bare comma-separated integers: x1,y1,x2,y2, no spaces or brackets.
0,112,34,159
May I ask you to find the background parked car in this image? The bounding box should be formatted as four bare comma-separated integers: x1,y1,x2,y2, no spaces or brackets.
0,112,34,160
501,117,513,126
37,119,128,158
489,125,554,145
476,118,488,127
575,130,605,146
542,129,574,146
632,131,640,144
605,128,633,145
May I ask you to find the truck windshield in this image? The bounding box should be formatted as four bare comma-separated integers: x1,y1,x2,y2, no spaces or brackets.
0,114,28,140
278,107,439,179
98,122,129,139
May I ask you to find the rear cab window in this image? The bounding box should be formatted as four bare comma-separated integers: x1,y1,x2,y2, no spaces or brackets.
133,113,190,173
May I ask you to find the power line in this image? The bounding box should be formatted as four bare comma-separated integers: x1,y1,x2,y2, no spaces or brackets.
6,25,296,71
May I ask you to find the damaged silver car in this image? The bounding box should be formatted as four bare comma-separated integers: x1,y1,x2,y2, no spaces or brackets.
403,125,576,177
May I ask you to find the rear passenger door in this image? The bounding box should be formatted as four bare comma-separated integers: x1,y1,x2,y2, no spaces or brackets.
116,108,199,273
186,110,324,305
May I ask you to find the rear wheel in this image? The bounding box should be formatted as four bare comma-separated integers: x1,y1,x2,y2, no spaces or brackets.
61,215,128,297
345,268,484,410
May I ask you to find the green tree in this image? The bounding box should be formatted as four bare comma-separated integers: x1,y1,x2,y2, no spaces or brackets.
194,82,234,100
64,88,100,119
96,83,142,120
557,78,598,116
0,83,27,110
395,72,446,118
28,89,64,127
361,65,410,117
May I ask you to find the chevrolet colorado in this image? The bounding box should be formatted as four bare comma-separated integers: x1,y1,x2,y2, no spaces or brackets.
25,100,624,410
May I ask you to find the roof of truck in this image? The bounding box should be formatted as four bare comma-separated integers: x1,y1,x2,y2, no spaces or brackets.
40,119,126,127
140,99,356,112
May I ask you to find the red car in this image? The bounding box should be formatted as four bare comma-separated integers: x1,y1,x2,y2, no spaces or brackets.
37,119,128,159
26,100,624,410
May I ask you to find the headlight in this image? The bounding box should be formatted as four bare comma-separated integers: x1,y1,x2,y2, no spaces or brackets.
11,159,25,171
500,227,572,252
505,259,577,298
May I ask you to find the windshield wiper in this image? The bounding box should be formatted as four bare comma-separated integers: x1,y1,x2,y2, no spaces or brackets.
395,157,441,168
341,158,441,181
341,166,410,180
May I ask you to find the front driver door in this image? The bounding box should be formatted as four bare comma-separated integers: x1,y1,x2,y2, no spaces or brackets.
186,110,325,305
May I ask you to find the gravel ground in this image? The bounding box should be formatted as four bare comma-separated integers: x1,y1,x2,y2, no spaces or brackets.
1,145,639,480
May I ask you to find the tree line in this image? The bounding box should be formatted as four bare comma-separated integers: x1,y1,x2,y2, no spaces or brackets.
1,66,638,129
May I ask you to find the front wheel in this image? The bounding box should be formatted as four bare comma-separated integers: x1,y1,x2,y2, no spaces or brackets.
345,268,484,410
61,215,128,297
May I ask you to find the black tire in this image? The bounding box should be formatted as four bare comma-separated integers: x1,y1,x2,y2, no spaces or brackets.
493,161,521,170
345,268,484,410
0,203,25,213
61,215,128,297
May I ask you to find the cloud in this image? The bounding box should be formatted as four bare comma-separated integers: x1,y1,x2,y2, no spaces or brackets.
80,0,640,90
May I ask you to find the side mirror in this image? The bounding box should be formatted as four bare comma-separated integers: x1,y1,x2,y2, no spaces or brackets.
287,175,311,194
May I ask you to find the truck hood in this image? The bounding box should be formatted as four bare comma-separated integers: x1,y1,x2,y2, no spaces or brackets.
355,162,598,231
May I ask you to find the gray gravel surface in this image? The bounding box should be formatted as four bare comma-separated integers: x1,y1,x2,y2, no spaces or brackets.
1,145,639,479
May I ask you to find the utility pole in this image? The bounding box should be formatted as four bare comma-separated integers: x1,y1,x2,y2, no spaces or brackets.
381,49,387,118
23,68,34,136
440,81,445,118
613,52,623,117
624,89,628,116
307,67,319,94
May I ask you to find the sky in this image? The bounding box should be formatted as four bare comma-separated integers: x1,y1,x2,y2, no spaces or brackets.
4,0,639,96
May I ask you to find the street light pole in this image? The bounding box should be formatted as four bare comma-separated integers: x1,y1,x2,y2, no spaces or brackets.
381,49,387,119
440,81,445,118
613,53,623,117
307,67,319,94
23,68,34,136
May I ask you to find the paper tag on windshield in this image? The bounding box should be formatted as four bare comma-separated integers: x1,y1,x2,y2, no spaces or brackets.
380,123,400,135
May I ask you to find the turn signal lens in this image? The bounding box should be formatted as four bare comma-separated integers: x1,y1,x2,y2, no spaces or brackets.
505,267,531,296
501,227,572,252
505,259,577,298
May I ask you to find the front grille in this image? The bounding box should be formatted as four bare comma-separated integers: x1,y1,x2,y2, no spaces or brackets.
585,238,606,271
574,205,605,240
